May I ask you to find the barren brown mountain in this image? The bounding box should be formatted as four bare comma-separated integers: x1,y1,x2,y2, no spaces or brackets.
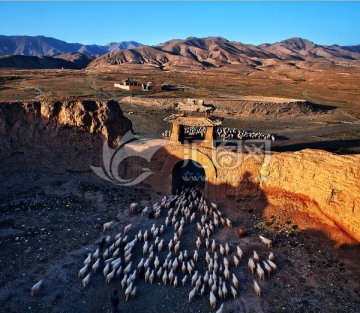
0,35,143,57
87,36,360,70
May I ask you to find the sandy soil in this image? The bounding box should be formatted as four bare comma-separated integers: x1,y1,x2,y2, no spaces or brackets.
0,172,359,313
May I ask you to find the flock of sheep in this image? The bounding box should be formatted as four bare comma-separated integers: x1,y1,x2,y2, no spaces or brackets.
31,187,278,312
215,127,276,141
161,126,275,141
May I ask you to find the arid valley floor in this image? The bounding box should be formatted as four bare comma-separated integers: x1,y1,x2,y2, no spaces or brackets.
0,63,360,313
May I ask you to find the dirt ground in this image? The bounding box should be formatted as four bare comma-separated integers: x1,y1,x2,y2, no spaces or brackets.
0,172,359,313
0,66,359,312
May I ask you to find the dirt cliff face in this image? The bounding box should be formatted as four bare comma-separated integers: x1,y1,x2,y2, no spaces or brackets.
261,149,360,242
147,144,360,243
0,99,132,185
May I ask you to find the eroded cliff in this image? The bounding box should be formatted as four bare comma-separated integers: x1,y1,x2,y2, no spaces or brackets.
260,149,360,242
0,99,132,183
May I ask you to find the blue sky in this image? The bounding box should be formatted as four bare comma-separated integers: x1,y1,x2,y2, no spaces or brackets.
0,1,359,46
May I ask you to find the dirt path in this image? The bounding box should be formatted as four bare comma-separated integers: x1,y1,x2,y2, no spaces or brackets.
273,123,360,146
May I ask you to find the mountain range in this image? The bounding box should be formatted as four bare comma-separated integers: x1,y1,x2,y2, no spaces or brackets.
0,35,142,57
0,35,359,70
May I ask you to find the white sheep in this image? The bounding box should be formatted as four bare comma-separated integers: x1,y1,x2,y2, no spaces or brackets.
82,273,91,288
259,235,272,248
84,253,92,265
263,261,272,277
187,262,193,276
30,279,43,296
143,230,148,241
162,270,168,285
106,269,116,284
210,291,217,309
124,224,133,234
103,263,110,277
169,269,175,285
219,244,225,256
267,259,278,270
200,284,206,296
103,221,115,232
236,246,243,259
124,261,132,275
193,250,199,262
216,303,224,313
92,258,100,273
253,250,259,262
174,241,180,254
144,268,151,283
225,243,230,255
121,275,128,289
211,239,216,252
231,285,237,298
222,283,228,299
168,239,173,252
256,263,265,280
149,270,155,284
232,273,238,288
125,253,132,263
253,279,261,297
125,283,133,301
158,240,164,252
191,271,199,286
172,258,179,271
157,267,163,279
116,266,123,277
248,258,256,274
130,286,137,299
93,248,100,260
233,256,240,268
189,287,197,302
269,252,275,261
182,275,188,286
226,218,232,228
143,241,149,255
130,203,138,213
224,267,230,280
196,237,201,250
195,277,202,291
78,264,88,279
141,207,149,216
154,256,160,270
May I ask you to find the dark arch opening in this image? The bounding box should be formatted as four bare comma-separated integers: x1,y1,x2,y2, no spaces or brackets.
172,160,206,194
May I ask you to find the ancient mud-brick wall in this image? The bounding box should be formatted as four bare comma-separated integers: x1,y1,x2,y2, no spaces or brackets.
145,144,360,242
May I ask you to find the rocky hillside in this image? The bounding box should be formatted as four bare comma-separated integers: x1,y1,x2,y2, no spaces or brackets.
0,35,142,57
53,52,95,68
0,99,132,182
0,53,94,69
87,36,360,70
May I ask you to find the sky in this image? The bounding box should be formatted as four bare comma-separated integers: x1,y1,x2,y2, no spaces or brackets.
0,1,359,46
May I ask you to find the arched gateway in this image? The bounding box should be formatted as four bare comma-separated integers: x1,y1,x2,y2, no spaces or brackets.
159,146,217,197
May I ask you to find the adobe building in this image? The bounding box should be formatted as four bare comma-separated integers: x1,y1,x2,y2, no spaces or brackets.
114,79,161,91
